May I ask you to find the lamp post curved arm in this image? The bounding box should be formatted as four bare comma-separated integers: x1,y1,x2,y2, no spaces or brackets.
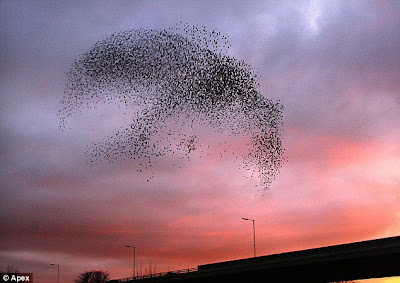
49,263,59,283
124,245,136,279
242,218,256,257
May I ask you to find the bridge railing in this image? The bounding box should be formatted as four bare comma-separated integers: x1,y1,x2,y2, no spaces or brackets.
111,267,198,282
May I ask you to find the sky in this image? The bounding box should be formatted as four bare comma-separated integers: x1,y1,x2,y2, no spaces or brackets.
0,0,399,282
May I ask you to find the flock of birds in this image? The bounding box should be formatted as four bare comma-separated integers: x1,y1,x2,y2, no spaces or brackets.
58,24,284,190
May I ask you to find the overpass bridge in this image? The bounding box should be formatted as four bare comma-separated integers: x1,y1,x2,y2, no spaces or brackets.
110,236,400,282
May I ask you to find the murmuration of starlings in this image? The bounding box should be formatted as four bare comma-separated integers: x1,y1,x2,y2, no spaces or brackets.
58,23,285,190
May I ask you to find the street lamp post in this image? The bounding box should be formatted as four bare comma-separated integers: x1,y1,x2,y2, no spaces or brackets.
242,218,256,257
124,245,136,280
49,263,59,283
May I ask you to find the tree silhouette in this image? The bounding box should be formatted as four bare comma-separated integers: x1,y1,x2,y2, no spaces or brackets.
74,270,110,283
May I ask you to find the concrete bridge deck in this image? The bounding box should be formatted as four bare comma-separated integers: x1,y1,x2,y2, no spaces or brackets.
110,236,400,282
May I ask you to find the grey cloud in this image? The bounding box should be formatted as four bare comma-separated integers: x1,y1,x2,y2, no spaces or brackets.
0,1,399,281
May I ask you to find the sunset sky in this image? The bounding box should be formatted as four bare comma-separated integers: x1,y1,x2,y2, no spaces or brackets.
1,1,399,282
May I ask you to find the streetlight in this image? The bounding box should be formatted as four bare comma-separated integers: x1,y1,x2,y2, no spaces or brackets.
49,263,59,283
124,245,136,280
242,218,256,257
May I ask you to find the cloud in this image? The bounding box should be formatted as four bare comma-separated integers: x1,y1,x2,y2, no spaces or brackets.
1,1,399,282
